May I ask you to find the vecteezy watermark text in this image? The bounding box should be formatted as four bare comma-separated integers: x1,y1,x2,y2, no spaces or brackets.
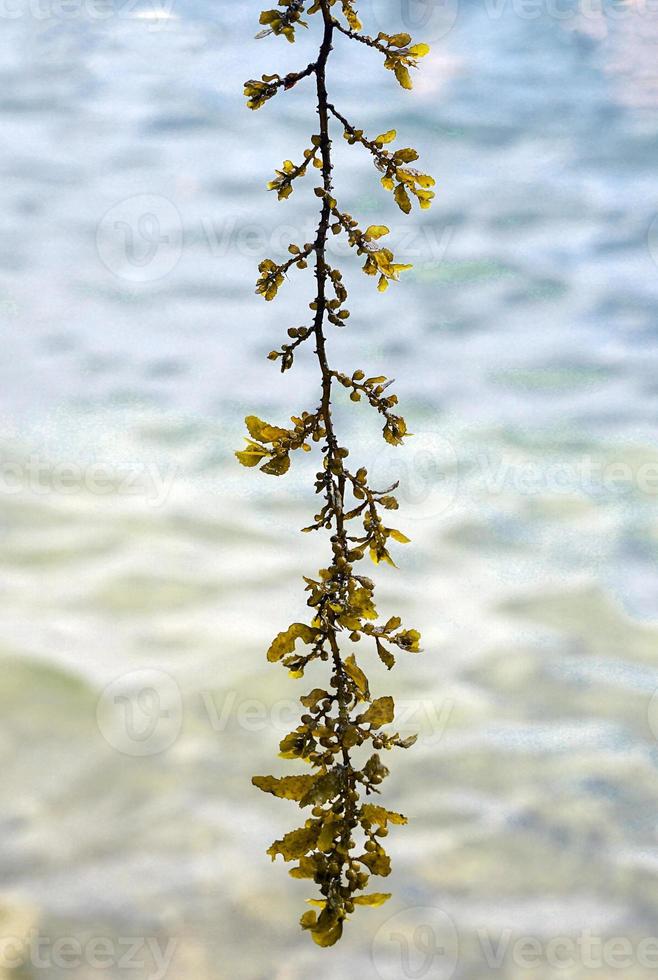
0,931,178,980
372,906,658,980
96,668,455,756
0,0,176,22
0,453,177,506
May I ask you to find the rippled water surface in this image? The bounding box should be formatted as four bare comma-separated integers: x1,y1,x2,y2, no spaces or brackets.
1,1,658,978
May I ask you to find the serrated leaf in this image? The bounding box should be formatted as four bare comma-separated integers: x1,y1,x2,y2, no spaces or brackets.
289,856,317,879
260,453,290,476
267,623,319,663
358,696,395,729
267,825,319,861
394,183,412,214
252,773,318,802
344,654,370,700
300,688,328,708
361,803,408,827
376,639,396,670
300,769,341,807
359,847,392,876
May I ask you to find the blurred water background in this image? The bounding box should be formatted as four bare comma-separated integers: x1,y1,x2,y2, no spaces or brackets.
1,0,658,977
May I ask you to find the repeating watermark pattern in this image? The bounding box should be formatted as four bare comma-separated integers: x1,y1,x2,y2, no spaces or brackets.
0,931,178,980
0,0,177,23
202,691,455,746
371,431,461,523
475,452,658,499
200,214,455,265
648,213,658,271
96,194,183,284
370,432,658,522
372,906,658,978
0,453,178,506
648,688,658,741
5,0,655,28
96,195,455,283
96,670,454,756
477,929,658,971
0,298,19,318
96,668,183,756
364,0,658,43
372,906,460,980
364,0,460,43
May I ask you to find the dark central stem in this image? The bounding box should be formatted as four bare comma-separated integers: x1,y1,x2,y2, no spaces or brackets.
313,0,358,899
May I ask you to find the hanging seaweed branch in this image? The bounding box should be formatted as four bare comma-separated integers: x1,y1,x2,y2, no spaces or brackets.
237,0,434,946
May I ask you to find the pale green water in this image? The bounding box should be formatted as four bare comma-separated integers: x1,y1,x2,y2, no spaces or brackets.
2,2,658,978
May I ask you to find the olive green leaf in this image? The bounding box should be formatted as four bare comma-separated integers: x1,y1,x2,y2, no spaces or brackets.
357,696,395,729
267,623,320,663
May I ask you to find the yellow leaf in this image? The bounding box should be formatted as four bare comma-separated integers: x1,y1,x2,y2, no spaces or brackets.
358,696,395,729
235,443,268,467
388,528,411,544
300,910,317,930
376,640,396,670
351,586,377,620
260,454,290,476
300,688,328,708
267,623,319,662
415,173,435,188
353,893,392,908
252,774,317,801
310,908,344,947
344,654,370,700
289,856,317,879
317,812,340,851
365,225,390,240
394,183,412,214
388,32,411,46
245,415,288,443
311,921,343,947
374,129,396,145
361,803,408,827
408,43,430,57
267,825,319,861
369,544,396,567
359,847,391,877
394,63,413,90
300,770,341,806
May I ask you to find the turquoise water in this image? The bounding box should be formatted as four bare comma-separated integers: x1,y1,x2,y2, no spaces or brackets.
1,2,658,977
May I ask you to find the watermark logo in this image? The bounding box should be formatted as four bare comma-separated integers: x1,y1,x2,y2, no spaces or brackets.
372,906,459,980
648,688,658,741
96,668,183,756
96,684,454,754
201,692,455,746
648,213,658,272
0,0,177,25
370,430,460,522
363,0,460,44
96,194,183,283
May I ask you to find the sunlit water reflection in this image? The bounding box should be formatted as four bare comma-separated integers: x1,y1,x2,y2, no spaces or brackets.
1,1,658,977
